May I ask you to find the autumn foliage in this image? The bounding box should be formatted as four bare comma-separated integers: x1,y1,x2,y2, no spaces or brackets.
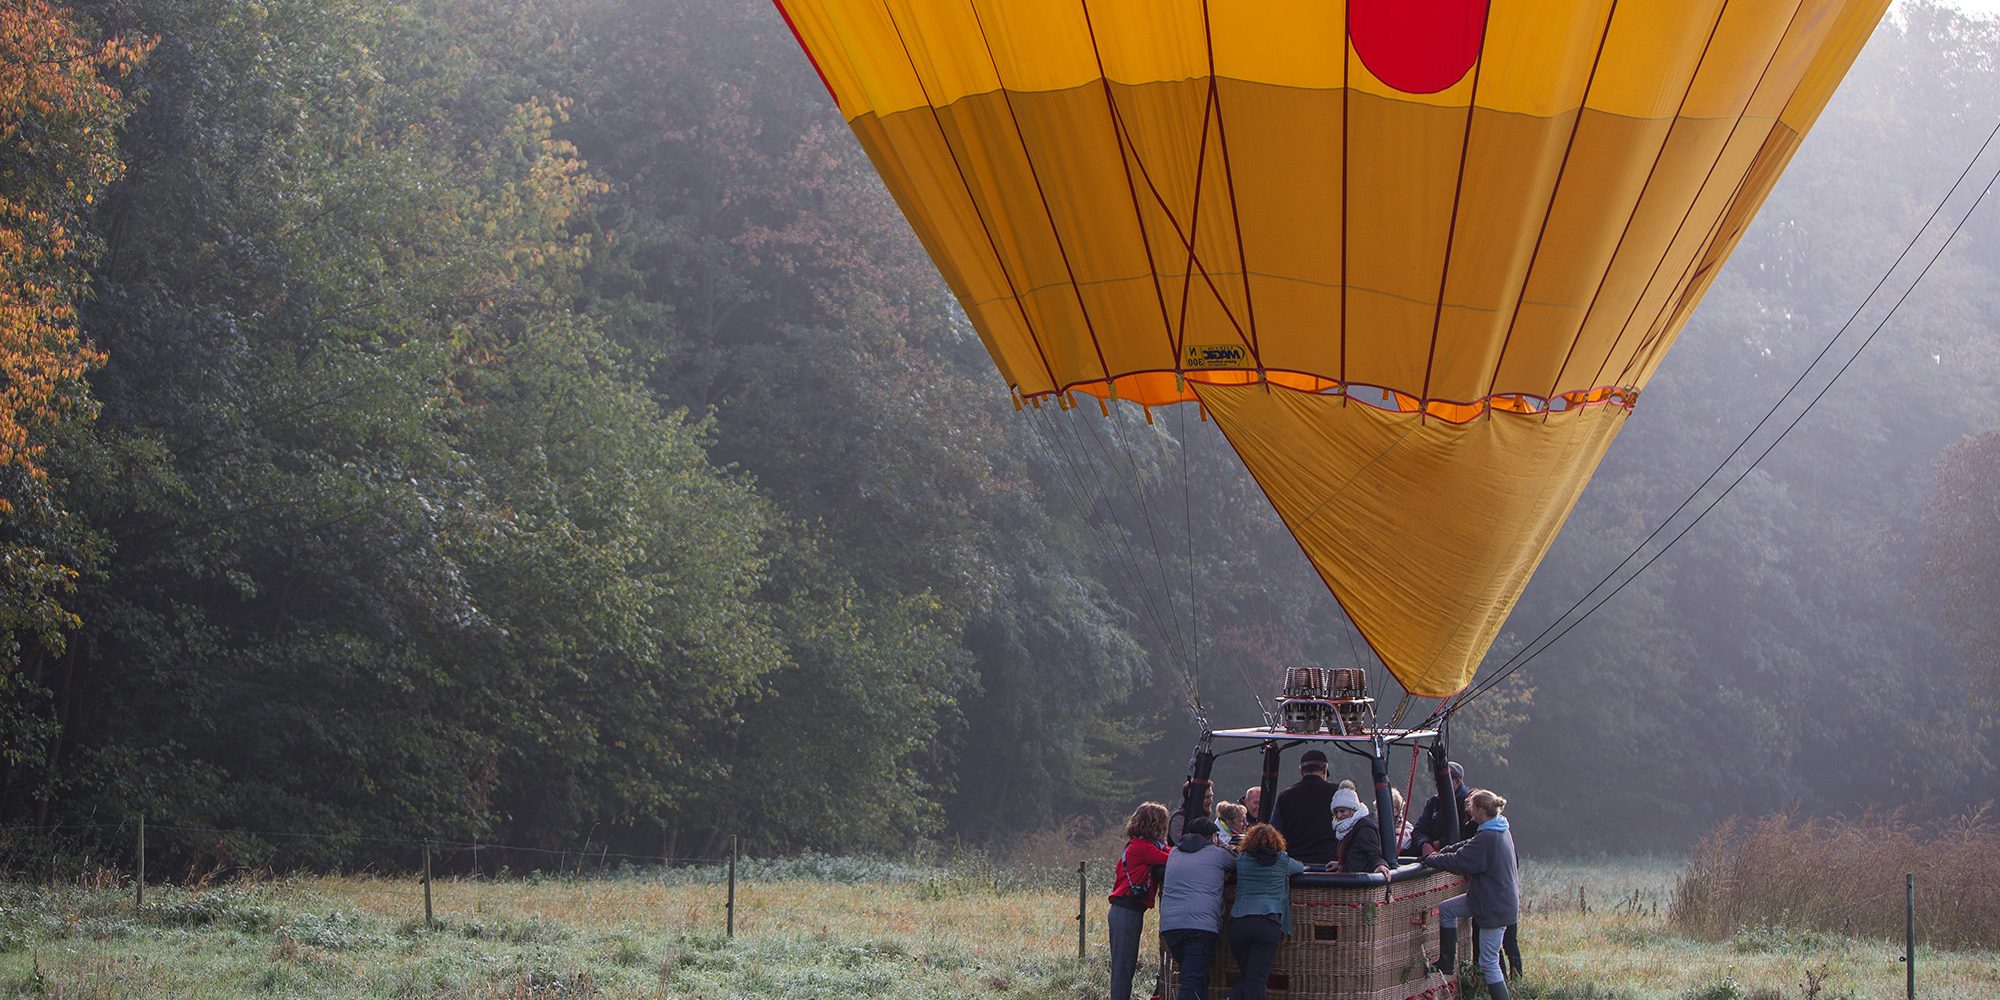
0,1,146,655
0,1,147,493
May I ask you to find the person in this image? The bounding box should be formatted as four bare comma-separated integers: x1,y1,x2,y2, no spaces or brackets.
1168,778,1215,841
1216,802,1248,846
1414,760,1472,856
1389,787,1415,856
1108,802,1172,1000
1472,921,1523,982
1272,749,1338,864
1418,789,1518,1000
1242,785,1263,824
1226,824,1304,1000
1329,787,1391,875
1159,817,1236,1000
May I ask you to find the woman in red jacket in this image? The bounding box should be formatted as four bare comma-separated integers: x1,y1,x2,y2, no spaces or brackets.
1109,802,1172,1000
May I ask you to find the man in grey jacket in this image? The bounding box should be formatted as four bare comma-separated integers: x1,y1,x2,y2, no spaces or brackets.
1158,817,1235,1000
1418,788,1518,1000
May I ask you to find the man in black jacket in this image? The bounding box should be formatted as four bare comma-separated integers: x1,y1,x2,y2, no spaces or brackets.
1273,749,1338,864
1414,760,1471,855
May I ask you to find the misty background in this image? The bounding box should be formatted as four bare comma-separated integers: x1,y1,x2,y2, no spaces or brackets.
4,0,1996,869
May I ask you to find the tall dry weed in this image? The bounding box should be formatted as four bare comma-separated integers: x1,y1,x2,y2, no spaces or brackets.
1004,812,1125,875
1669,805,1995,949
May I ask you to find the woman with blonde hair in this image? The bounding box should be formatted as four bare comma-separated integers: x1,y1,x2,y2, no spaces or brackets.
1216,801,1248,845
1226,823,1304,1000
1418,788,1518,1000
1108,801,1172,1000
1389,787,1415,856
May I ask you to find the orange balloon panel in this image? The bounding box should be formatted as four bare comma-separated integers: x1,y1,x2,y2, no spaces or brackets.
776,0,1888,697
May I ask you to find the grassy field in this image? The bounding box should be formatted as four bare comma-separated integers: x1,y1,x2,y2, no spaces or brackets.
0,856,1992,999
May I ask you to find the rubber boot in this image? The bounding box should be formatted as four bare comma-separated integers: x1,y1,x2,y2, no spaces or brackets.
1485,978,1511,1000
1432,925,1457,975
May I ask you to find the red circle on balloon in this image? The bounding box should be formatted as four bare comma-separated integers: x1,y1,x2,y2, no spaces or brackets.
1348,0,1490,95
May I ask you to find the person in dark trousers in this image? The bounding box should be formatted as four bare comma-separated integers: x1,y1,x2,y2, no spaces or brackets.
1159,817,1235,1000
1272,749,1338,865
1419,789,1519,1000
1414,760,1472,856
1108,802,1172,1000
1328,787,1391,875
1226,823,1304,1000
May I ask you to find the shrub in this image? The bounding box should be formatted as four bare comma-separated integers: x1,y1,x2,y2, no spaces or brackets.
277,910,389,951
1679,979,1747,1000
138,889,277,932
456,914,568,944
1670,806,1996,949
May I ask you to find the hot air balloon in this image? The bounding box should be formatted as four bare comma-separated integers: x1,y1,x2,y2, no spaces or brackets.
774,2,1888,996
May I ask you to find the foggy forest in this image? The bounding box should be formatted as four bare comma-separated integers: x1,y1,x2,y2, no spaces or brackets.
4,0,1998,880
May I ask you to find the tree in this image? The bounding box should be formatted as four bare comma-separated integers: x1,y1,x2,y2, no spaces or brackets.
0,0,146,815
1929,430,2000,700
22,0,784,863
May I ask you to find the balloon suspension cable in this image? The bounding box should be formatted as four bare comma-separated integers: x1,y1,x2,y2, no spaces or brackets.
1023,404,1203,713
1387,694,1413,728
1082,404,1203,707
1452,115,2000,712
1174,398,1244,726
1411,697,1452,744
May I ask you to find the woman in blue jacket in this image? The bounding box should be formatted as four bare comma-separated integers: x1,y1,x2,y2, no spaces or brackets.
1227,823,1304,1000
1418,789,1518,1000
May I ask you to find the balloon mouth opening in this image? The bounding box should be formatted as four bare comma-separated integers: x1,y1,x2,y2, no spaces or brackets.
1018,371,1638,425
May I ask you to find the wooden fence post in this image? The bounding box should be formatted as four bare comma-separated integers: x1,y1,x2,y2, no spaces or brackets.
1076,861,1087,960
726,835,738,938
135,813,145,908
1905,873,1915,1000
423,841,434,928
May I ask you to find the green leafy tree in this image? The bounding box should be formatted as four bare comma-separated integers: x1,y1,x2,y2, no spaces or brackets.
1928,430,2000,703
25,0,781,864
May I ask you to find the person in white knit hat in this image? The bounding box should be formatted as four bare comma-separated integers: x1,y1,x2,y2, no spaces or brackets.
1328,786,1390,875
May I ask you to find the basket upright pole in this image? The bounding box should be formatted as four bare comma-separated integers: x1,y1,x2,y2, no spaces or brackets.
1257,741,1281,825
1369,736,1396,866
1429,744,1459,847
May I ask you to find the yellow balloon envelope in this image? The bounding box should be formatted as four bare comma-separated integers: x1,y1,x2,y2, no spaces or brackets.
776,0,1889,697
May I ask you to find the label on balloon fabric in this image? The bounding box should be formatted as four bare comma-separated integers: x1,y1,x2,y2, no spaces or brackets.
1183,344,1249,369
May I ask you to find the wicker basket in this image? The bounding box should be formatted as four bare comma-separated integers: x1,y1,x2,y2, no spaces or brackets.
1163,867,1465,1000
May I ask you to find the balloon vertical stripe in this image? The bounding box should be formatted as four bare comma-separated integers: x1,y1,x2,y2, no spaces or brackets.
777,0,1891,696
